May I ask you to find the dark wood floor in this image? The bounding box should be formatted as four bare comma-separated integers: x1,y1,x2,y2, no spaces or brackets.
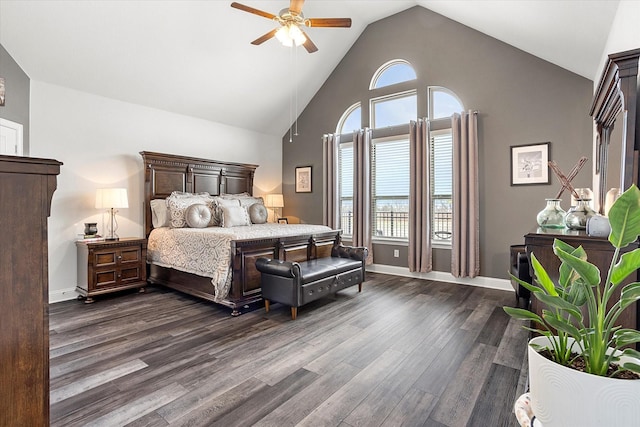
49,272,528,427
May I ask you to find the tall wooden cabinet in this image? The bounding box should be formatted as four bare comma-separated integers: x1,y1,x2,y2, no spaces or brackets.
0,155,62,426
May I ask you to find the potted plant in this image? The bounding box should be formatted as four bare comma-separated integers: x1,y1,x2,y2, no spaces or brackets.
505,184,640,427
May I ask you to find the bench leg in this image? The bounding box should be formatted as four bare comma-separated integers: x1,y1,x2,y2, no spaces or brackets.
264,299,270,313
358,283,362,292
291,307,297,320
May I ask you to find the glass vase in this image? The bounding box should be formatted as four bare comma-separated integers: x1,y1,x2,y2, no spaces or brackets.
536,199,565,229
564,198,597,230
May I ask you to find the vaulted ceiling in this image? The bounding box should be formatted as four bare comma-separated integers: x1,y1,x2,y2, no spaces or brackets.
0,1,618,137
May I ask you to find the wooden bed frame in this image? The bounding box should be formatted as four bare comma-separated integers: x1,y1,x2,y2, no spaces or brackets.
140,151,341,315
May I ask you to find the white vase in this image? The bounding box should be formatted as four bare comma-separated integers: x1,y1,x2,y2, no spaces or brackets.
528,336,640,426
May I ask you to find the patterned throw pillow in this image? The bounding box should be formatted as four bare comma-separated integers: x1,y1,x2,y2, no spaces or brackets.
220,205,251,228
166,192,215,228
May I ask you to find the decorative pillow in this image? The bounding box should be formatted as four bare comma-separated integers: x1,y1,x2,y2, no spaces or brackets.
167,192,215,228
150,198,170,228
211,198,241,226
220,205,251,228
248,203,268,224
185,204,212,228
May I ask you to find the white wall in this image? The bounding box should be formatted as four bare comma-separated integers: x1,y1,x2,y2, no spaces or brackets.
596,1,640,81
29,81,282,303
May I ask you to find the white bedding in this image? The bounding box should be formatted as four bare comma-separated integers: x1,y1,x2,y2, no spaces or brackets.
147,223,333,301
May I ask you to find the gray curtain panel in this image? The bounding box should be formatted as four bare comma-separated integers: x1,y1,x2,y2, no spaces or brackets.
353,128,374,265
322,133,340,229
408,119,433,272
451,111,480,278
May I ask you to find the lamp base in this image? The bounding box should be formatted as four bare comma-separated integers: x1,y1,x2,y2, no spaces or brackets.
105,236,119,241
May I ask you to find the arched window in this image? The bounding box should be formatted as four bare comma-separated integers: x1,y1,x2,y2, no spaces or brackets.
370,60,416,89
335,59,463,243
429,87,464,119
336,103,361,134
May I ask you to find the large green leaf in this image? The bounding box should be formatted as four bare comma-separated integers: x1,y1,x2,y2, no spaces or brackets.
535,293,583,321
509,273,543,294
503,306,545,324
557,242,586,290
619,282,640,312
530,252,558,296
614,329,640,347
554,246,601,287
608,185,640,249
566,278,588,307
544,314,581,337
611,249,640,285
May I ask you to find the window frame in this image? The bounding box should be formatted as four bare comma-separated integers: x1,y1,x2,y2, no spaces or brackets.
370,59,417,90
369,90,417,130
336,102,361,134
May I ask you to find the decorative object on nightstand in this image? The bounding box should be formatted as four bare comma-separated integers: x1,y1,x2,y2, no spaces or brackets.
95,187,128,241
76,237,147,303
265,193,284,222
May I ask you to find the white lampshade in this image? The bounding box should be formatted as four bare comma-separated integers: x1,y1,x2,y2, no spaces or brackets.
95,188,129,209
265,194,284,208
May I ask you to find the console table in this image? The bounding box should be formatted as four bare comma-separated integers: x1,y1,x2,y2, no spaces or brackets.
525,228,639,332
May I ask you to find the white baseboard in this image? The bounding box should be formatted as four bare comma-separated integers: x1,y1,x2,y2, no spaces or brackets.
366,264,513,292
49,287,78,304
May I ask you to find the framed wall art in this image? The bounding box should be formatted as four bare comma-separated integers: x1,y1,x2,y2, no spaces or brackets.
510,142,550,185
295,166,312,193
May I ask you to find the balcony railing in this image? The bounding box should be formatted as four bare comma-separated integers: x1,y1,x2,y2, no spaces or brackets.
340,200,452,241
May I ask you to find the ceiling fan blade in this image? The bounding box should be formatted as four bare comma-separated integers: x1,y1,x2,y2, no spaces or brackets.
251,28,279,45
307,18,352,28
289,0,305,15
231,2,276,20
300,30,318,53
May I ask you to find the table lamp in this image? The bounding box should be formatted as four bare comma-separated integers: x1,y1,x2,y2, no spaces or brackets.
95,188,128,241
265,194,284,222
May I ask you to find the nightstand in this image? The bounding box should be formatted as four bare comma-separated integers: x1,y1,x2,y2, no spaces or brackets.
76,237,148,303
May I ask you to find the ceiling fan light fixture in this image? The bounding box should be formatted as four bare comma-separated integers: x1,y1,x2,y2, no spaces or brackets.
275,23,306,47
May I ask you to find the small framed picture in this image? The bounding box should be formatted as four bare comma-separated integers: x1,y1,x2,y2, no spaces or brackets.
295,166,312,193
510,142,551,185
277,217,289,224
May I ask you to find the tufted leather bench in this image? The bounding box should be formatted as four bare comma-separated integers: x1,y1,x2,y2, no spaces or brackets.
255,244,368,320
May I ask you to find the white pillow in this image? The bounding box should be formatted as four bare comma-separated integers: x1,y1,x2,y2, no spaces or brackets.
150,199,169,228
185,204,212,228
212,197,241,226
221,205,251,228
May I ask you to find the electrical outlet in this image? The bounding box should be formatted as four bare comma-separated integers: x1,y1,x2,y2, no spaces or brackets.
393,249,399,258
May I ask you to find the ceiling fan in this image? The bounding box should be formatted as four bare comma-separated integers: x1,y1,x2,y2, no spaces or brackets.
230,0,352,53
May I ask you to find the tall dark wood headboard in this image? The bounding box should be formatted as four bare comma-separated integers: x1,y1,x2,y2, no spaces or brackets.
140,151,258,237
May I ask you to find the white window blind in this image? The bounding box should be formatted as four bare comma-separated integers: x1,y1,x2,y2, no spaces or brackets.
372,137,410,239
339,143,353,235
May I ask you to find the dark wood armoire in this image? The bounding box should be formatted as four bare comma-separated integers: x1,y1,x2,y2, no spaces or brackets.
0,155,62,426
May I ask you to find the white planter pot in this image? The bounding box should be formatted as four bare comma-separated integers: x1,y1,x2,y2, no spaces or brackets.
528,336,640,426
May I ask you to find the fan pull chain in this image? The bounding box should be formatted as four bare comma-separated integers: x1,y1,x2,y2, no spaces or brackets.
294,45,299,137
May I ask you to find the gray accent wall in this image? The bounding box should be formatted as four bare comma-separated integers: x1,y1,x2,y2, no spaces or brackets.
282,6,594,280
0,43,30,153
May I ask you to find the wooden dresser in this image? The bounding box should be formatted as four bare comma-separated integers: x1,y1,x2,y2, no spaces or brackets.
0,155,61,426
525,228,639,332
